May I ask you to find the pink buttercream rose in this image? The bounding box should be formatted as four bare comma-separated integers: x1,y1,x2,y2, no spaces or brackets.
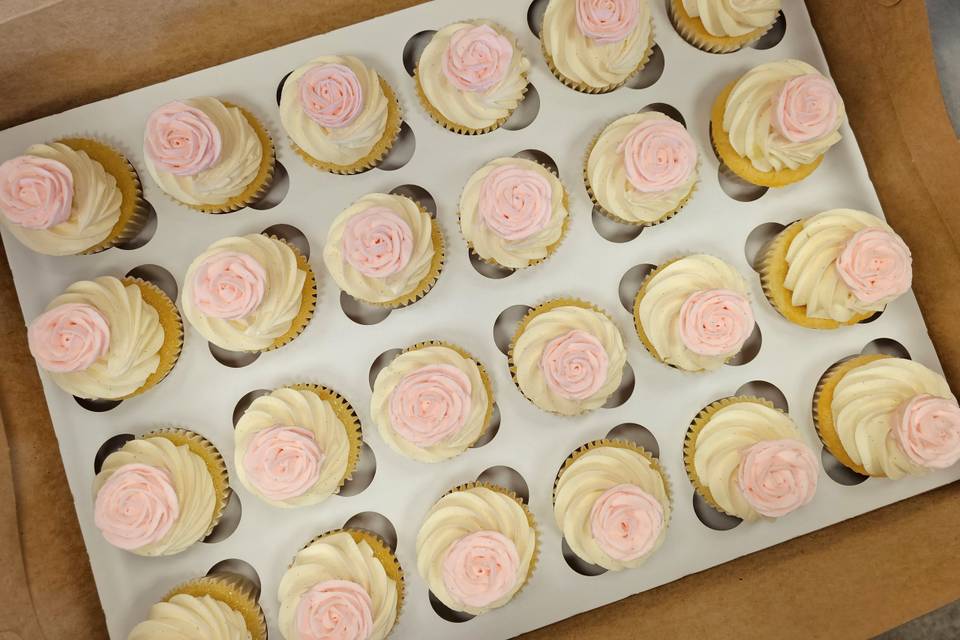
576,0,640,44
299,63,364,129
442,24,514,93
341,207,413,278
388,364,472,448
539,329,609,400
891,394,960,469
618,119,697,193
589,484,664,561
295,579,373,640
835,227,912,304
442,530,520,609
144,100,222,176
28,303,110,373
192,251,267,320
242,426,323,501
771,74,841,143
679,289,755,357
478,165,552,241
94,463,180,550
0,155,74,229
737,439,818,518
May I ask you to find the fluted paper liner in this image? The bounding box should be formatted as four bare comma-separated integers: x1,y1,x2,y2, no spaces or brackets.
667,0,774,54
121,276,183,399
163,574,267,640
261,235,318,351
288,383,363,490
541,20,655,94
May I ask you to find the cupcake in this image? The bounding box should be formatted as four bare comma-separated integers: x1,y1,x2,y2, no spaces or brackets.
234,385,362,507
278,529,403,640
509,299,627,416
586,111,699,226
554,440,670,571
415,20,530,134
143,98,275,213
371,342,493,463
92,429,229,556
669,0,781,53
323,192,443,308
129,574,267,640
634,254,756,372
711,60,845,187
541,0,655,93
459,157,568,270
0,139,146,256
761,209,912,329
416,483,538,616
814,355,960,478
182,234,317,352
27,275,182,400
279,55,402,174
685,397,818,521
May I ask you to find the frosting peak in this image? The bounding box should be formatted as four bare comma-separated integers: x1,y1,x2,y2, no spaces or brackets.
589,483,664,561
478,164,552,241
576,0,639,44
0,155,74,229
442,24,513,93
540,329,609,400
299,63,364,129
388,364,472,447
737,440,818,518
892,394,960,469
28,303,110,373
835,227,912,304
442,530,520,609
94,463,180,550
144,100,222,176
341,206,414,278
772,74,841,143
242,426,323,501
295,579,374,640
618,118,697,193
678,289,754,357
191,250,267,320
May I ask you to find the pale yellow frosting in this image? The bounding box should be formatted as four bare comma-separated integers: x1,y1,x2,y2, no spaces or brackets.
128,593,251,640
681,0,780,37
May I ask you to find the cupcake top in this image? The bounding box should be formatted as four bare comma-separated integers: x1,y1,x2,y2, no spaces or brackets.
691,398,818,521
128,593,250,640
0,142,122,256
784,209,912,323
588,112,699,224
830,357,960,478
637,254,755,372
280,55,391,167
416,485,536,615
542,0,653,90
681,0,780,38
143,97,262,206
722,59,845,172
371,344,490,463
554,444,669,571
27,276,164,399
182,234,308,352
459,157,568,269
417,21,530,131
512,302,627,415
278,531,399,640
93,435,216,556
323,193,436,305
234,387,352,507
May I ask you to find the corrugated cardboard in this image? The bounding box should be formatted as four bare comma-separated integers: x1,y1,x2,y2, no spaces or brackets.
0,0,957,638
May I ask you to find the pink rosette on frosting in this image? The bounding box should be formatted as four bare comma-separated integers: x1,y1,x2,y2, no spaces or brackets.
243,426,323,501
295,579,373,640
442,24,514,93
576,0,640,44
299,63,364,129
835,227,912,304
0,155,74,229
771,74,841,143
388,364,472,448
679,289,755,357
28,303,110,373
589,483,664,561
144,100,222,176
94,463,180,550
737,440,818,518
442,530,520,609
618,119,697,193
342,207,413,278
539,329,609,400
892,394,960,469
192,251,267,320
479,165,552,241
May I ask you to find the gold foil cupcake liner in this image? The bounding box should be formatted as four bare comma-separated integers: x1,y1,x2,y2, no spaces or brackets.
293,75,404,175
164,574,267,640
262,235,318,351
541,20,655,94
121,276,183,399
667,0,773,54
288,383,363,490
364,206,445,309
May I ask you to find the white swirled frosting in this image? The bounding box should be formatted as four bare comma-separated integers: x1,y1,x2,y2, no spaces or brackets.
94,436,216,556
681,0,780,38
128,593,251,640
278,531,399,640
542,0,653,89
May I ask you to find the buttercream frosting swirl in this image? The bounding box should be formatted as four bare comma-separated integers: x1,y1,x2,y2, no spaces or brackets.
94,463,179,550
242,426,324,502
388,365,471,447
442,25,513,93
678,289,754,357
294,579,373,640
540,329,609,400
576,0,639,43
28,303,110,373
128,593,251,640
442,531,519,609
341,207,413,278
0,154,72,228
620,118,697,192
680,0,780,38
479,165,551,240
892,395,960,469
835,227,912,304
736,439,818,518
299,64,364,128
772,74,841,143
191,251,266,320
589,484,664,561
144,101,222,176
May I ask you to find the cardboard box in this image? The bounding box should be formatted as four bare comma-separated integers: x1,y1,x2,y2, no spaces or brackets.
1,0,957,638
